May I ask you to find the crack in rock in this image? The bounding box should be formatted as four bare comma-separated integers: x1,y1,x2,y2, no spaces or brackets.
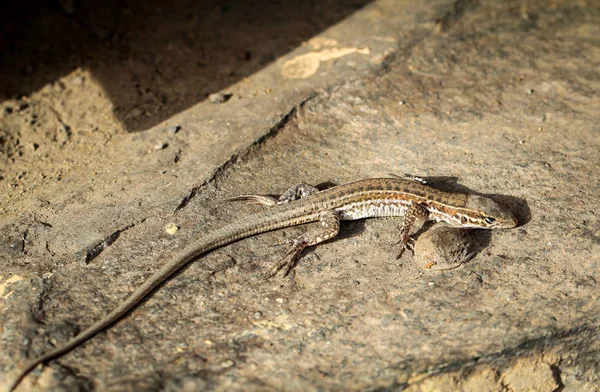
175,93,317,212
29,276,52,325
81,221,140,264
418,324,595,382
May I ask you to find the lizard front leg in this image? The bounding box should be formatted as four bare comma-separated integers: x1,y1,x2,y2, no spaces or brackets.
397,202,430,258
268,209,340,277
225,183,320,207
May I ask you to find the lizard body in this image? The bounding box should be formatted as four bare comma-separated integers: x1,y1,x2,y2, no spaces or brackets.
9,177,517,391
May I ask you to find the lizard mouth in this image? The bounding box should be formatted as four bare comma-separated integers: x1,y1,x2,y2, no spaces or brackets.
489,213,518,229
502,214,518,228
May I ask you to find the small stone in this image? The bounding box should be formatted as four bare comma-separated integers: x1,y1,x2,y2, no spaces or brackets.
165,223,179,235
166,125,181,134
53,81,65,92
72,75,85,85
414,225,475,270
220,360,235,368
125,107,144,120
154,143,168,150
208,92,233,103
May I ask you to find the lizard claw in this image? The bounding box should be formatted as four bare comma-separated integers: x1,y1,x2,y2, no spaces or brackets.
264,238,305,279
264,255,297,279
396,237,416,259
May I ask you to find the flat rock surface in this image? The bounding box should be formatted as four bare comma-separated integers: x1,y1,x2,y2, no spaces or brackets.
1,0,599,391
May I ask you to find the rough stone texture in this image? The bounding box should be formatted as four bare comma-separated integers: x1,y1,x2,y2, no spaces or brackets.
1,0,599,391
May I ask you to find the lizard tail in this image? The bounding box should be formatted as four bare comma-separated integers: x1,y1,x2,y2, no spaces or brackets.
8,245,203,391
9,205,320,391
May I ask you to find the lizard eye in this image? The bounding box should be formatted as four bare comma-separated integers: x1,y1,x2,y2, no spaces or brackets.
461,216,468,224
484,217,496,224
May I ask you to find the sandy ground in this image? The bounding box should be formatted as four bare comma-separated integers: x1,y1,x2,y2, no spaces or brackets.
1,0,599,391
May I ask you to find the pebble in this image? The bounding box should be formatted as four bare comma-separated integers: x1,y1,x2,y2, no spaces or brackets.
414,225,475,270
166,125,181,134
165,223,179,235
208,92,233,103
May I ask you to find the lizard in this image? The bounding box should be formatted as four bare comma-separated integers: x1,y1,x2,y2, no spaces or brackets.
8,177,518,391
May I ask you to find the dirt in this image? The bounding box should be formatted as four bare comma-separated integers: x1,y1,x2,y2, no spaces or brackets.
1,0,599,391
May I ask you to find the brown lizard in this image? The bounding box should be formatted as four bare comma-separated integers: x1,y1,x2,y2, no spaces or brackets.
8,177,517,391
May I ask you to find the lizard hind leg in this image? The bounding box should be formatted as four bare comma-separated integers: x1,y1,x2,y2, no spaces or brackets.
267,209,340,278
277,183,320,204
224,183,320,208
223,194,278,207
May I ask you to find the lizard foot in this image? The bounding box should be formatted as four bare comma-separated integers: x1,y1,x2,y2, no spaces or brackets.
265,237,306,278
396,237,416,259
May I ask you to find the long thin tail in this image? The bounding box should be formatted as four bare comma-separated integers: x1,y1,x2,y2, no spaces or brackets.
8,242,206,391
9,205,319,391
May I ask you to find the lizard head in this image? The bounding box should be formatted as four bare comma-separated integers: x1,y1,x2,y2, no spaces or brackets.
452,195,518,229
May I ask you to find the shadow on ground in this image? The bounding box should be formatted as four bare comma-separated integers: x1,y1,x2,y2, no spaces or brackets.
0,0,372,131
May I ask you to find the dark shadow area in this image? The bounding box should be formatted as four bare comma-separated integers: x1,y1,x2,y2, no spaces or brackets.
469,229,493,257
337,219,367,241
0,0,373,131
